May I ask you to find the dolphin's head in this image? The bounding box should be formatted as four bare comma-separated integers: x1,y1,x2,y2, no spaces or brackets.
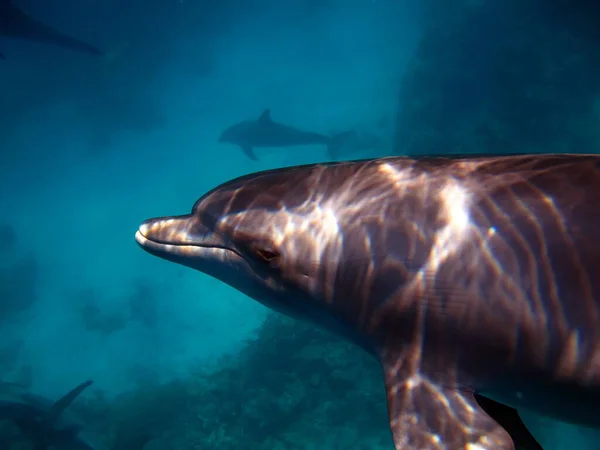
135,162,377,350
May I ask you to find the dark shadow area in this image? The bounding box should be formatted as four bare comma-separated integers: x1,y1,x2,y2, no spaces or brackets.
1,314,389,449
394,0,600,157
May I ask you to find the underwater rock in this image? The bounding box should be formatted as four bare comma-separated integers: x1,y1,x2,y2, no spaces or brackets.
394,0,600,157
82,313,386,450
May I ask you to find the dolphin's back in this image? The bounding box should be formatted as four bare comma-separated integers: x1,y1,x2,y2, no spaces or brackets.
327,155,600,363
327,155,600,423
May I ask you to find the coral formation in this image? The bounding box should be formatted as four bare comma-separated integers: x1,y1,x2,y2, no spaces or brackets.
60,314,389,449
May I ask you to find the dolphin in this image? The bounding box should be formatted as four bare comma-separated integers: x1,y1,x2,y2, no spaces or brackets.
0,379,154,449
0,379,99,449
218,109,355,161
134,153,600,449
0,0,103,58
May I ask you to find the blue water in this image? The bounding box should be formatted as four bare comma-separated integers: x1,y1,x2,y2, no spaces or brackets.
0,0,599,448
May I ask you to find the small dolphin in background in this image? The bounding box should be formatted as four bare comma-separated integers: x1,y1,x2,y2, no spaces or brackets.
0,379,99,449
0,0,103,59
218,109,355,161
136,153,600,449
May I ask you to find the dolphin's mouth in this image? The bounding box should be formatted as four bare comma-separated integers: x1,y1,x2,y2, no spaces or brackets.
134,219,241,264
135,227,167,251
135,227,196,258
135,220,187,251
135,218,257,289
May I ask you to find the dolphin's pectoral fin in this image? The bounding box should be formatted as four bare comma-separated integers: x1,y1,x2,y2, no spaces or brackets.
241,145,258,161
382,361,514,449
474,394,544,450
47,379,93,423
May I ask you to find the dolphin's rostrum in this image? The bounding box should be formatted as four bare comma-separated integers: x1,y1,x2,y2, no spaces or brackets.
135,154,600,449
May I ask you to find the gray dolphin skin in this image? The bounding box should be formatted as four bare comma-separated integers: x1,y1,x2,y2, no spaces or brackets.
134,153,600,450
218,109,354,161
0,0,103,59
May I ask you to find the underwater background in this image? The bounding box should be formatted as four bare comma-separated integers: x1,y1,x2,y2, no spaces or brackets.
0,0,599,448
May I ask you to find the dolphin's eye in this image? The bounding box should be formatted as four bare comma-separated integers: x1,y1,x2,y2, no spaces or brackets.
254,247,280,264
234,232,281,267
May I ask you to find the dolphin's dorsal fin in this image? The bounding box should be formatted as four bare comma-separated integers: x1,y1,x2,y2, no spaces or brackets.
258,109,272,123
380,353,515,449
47,379,93,424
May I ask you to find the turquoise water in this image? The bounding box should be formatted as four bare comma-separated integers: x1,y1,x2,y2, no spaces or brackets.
0,0,599,448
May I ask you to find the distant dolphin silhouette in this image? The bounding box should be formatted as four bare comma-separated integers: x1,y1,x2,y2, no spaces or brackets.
0,0,103,58
218,109,355,161
0,379,98,449
0,379,154,450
